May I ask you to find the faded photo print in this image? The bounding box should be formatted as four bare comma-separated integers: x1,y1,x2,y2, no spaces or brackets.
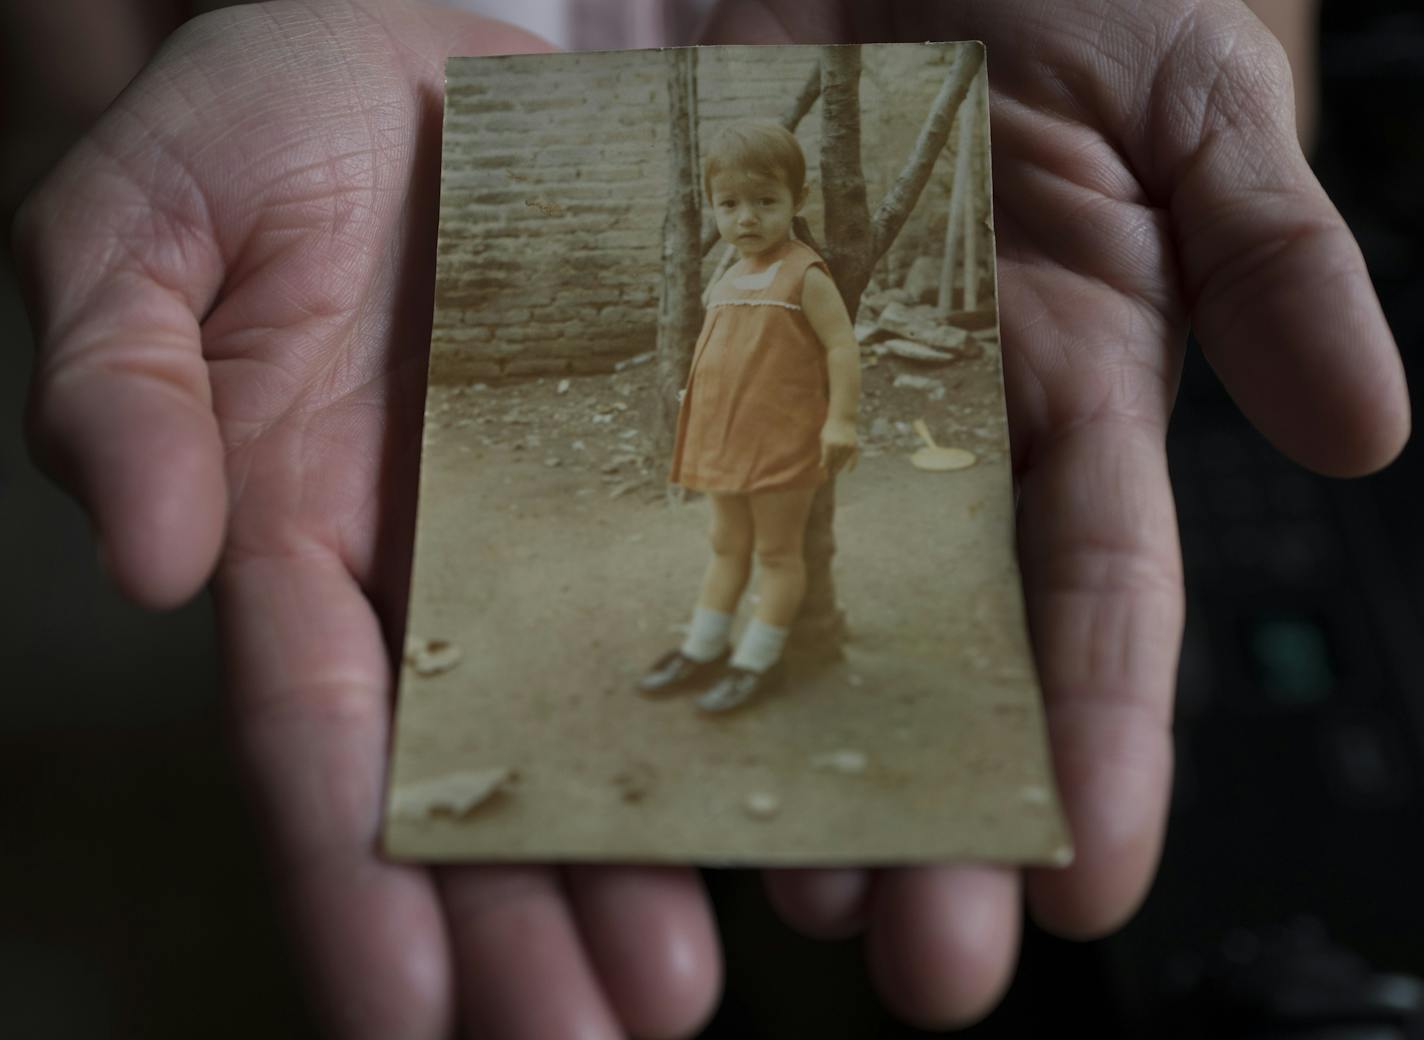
385,43,1071,866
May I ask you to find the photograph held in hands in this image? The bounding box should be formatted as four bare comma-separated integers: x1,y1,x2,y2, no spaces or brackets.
384,42,1071,867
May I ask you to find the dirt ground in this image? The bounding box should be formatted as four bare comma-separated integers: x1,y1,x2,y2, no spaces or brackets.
385,338,1071,867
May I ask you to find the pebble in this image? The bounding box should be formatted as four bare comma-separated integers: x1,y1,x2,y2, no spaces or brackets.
811,749,869,775
893,373,935,390
608,478,647,499
403,636,462,677
743,792,780,819
390,767,515,819
1020,785,1050,806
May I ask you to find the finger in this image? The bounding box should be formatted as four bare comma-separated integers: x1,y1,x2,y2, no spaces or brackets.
215,551,453,1040
848,445,859,473
14,141,227,608
1151,1,1408,475
762,867,872,939
1016,415,1181,938
439,867,624,1039
864,866,1021,1030
565,866,723,1038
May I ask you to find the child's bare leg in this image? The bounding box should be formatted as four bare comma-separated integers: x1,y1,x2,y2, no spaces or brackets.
698,486,817,706
747,486,817,626
639,493,753,691
696,492,754,613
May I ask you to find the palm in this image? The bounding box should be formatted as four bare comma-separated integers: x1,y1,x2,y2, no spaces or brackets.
20,3,718,1037
701,0,1408,1024
18,0,1405,1034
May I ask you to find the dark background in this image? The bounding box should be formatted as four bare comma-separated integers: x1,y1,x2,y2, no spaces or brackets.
3,2,1422,1036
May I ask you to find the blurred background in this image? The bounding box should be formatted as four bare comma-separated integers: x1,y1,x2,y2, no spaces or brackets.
3,0,1422,1036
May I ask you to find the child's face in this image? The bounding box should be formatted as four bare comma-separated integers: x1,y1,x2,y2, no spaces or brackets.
709,168,805,262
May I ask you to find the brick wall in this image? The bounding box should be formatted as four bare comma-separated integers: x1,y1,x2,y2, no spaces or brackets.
433,43,990,382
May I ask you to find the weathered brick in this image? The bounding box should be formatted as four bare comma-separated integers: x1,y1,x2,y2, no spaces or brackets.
506,356,574,376
435,45,986,375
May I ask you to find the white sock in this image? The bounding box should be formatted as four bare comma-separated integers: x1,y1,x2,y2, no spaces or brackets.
730,618,790,674
681,607,733,662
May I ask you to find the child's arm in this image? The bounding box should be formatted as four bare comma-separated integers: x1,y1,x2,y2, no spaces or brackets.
801,265,861,476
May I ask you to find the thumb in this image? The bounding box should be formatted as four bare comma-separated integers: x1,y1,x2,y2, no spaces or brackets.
14,132,226,609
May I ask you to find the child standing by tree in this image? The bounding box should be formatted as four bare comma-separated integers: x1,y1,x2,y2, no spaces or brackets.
639,120,861,713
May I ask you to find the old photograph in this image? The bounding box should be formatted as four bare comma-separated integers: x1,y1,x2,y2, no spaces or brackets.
384,43,1071,865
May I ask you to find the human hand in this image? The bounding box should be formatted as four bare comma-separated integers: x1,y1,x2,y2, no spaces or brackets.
819,415,860,475
701,0,1408,1029
14,2,721,1036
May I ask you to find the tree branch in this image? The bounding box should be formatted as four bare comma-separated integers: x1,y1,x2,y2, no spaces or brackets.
869,45,984,263
780,58,824,130
791,215,822,258
700,59,823,257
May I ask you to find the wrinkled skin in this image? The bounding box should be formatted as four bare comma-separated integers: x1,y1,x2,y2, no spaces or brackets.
13,0,1407,1036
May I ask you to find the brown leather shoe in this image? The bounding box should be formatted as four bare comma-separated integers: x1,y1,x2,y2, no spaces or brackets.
636,647,730,695
695,661,786,714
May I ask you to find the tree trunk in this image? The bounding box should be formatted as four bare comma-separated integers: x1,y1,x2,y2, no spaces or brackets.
791,46,869,657
656,48,703,459
796,45,986,659
818,46,874,319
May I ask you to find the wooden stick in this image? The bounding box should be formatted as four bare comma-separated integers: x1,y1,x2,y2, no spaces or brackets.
963,76,980,312
938,73,975,315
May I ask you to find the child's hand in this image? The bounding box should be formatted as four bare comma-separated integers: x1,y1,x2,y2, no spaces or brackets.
820,416,860,476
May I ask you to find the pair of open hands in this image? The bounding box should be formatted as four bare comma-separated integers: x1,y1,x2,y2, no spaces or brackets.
14,0,1408,1036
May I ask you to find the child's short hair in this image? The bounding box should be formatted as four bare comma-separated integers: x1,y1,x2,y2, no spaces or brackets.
702,121,807,203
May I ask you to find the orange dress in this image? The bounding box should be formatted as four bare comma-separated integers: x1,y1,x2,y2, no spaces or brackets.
669,239,831,494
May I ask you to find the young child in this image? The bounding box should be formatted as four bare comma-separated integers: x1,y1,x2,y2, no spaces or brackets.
638,120,861,714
